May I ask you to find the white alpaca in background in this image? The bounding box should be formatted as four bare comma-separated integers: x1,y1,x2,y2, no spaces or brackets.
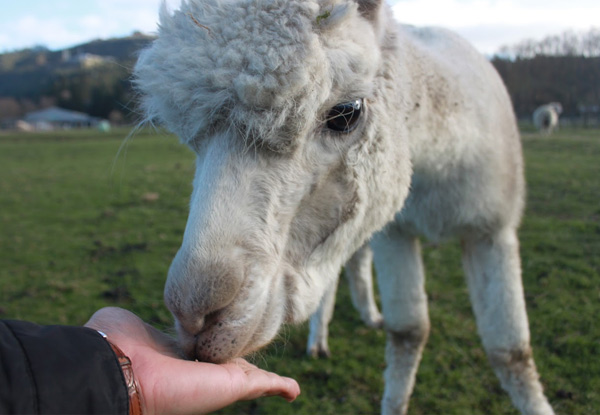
134,0,553,414
533,102,562,134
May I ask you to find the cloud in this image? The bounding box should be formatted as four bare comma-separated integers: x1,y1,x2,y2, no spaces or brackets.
2,16,78,50
0,0,174,51
1,0,598,53
391,0,600,54
392,0,600,27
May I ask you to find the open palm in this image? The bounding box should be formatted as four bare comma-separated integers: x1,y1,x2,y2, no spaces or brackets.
85,307,300,415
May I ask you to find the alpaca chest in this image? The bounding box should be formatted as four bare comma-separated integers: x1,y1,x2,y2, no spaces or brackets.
394,165,499,242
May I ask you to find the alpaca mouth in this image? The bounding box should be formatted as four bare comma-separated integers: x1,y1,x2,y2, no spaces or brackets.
176,304,267,363
178,288,287,363
178,319,243,363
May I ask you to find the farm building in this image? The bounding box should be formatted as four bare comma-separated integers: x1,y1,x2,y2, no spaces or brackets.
23,107,101,130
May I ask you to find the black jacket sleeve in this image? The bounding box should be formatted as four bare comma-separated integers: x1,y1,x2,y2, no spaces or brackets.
0,320,129,415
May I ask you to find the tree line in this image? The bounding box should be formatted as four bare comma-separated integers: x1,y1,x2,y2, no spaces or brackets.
1,29,599,126
497,27,600,59
492,55,599,119
492,28,600,121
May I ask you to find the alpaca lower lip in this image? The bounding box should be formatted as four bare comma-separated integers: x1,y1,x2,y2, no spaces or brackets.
181,321,245,363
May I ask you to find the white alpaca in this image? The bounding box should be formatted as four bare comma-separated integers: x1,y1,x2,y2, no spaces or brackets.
134,1,553,414
533,102,562,134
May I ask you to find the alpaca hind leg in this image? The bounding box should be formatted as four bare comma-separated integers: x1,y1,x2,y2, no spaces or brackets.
307,272,339,358
372,228,430,415
307,243,382,357
462,228,554,415
345,243,383,328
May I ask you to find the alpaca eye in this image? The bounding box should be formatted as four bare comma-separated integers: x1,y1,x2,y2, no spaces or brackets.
326,99,363,133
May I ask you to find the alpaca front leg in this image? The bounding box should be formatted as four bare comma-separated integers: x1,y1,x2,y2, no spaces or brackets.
345,243,383,328
307,273,339,358
462,228,554,415
372,229,430,415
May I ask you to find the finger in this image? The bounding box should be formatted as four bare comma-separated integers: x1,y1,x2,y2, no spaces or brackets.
85,307,179,357
85,307,143,335
226,359,301,402
260,376,301,402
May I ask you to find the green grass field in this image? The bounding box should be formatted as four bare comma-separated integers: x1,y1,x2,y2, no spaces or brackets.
1,127,598,414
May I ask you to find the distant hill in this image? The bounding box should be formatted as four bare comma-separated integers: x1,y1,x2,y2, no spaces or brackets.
63,32,156,62
0,32,154,72
0,33,155,121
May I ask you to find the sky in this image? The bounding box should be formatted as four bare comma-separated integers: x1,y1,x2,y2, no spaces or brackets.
0,0,599,56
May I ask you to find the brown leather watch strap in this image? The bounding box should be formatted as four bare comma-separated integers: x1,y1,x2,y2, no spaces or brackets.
98,332,144,415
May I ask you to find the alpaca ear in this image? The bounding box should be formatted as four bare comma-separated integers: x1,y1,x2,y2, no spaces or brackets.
356,0,383,21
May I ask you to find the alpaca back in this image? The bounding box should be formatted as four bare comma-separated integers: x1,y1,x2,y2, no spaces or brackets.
390,24,524,240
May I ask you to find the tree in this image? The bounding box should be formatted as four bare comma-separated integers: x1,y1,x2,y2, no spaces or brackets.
0,97,21,120
497,27,600,59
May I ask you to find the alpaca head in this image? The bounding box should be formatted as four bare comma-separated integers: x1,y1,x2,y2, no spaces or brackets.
134,0,411,362
549,102,563,115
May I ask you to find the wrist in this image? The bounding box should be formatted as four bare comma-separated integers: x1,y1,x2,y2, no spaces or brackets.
98,331,144,415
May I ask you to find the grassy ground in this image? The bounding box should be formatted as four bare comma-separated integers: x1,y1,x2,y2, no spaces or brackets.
0,127,598,414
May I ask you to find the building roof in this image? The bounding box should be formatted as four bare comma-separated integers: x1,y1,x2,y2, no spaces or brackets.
24,107,99,124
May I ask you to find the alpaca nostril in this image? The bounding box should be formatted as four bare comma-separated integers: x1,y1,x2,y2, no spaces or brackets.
178,315,206,337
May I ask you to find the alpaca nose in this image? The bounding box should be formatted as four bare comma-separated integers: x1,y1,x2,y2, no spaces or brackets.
164,246,245,334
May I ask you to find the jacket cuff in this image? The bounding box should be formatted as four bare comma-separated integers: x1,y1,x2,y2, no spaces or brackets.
0,320,129,415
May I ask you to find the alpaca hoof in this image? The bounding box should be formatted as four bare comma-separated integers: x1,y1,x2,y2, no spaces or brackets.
307,343,331,359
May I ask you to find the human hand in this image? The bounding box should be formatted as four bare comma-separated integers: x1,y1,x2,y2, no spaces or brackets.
85,307,300,415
